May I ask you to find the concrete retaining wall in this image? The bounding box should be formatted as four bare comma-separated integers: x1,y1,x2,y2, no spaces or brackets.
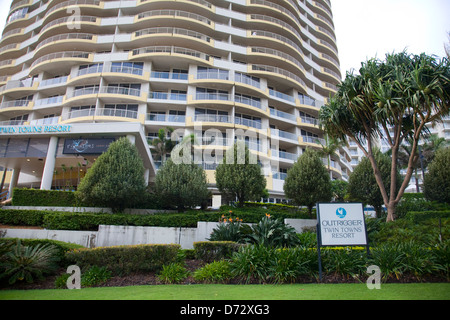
0,219,316,249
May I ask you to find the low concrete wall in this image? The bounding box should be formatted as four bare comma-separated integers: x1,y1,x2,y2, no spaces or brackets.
0,219,317,249
96,225,198,249
3,206,176,215
1,228,97,248
285,219,317,233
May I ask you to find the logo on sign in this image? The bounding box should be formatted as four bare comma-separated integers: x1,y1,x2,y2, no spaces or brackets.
336,207,347,219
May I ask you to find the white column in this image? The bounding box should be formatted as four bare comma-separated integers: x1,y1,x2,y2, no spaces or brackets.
8,168,20,197
40,136,58,190
126,134,136,145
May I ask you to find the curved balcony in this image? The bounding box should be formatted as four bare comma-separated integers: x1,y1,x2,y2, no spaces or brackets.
131,27,214,56
30,51,92,75
1,27,25,45
136,9,212,27
95,108,139,121
251,64,306,92
45,0,102,19
97,86,145,103
146,113,186,125
131,45,212,65
0,99,32,112
40,16,99,38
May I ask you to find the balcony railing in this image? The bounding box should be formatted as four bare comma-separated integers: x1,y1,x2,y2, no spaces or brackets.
234,117,262,129
99,86,141,97
0,99,31,109
96,108,138,119
150,71,188,80
270,108,296,122
195,92,230,101
149,92,187,101
272,129,297,142
147,113,186,123
195,114,232,123
31,51,90,68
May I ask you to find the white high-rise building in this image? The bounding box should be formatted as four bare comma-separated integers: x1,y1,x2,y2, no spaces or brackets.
0,0,351,204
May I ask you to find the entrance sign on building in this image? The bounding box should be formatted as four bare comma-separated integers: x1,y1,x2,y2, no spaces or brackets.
317,203,368,246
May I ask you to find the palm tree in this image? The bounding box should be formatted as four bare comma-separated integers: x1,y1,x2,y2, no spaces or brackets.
320,52,450,222
317,135,344,178
150,127,176,164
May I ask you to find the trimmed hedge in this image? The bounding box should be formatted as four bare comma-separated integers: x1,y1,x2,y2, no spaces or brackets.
406,211,450,223
0,209,47,226
194,241,243,262
1,208,314,231
65,244,180,275
12,188,77,207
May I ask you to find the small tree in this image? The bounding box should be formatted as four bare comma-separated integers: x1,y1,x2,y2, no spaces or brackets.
283,148,332,216
331,180,348,202
348,149,401,218
155,158,210,212
215,142,266,207
76,137,147,213
423,147,450,204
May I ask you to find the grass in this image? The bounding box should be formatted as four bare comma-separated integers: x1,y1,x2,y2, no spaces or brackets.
1,283,449,300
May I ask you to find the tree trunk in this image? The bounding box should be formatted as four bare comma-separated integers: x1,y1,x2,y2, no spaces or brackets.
386,202,396,222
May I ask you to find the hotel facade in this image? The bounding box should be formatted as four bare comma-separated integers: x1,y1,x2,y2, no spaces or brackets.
0,0,351,205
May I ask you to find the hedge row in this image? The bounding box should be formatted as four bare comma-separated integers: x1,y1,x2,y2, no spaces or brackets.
65,244,180,275
193,241,243,262
0,209,309,230
406,211,450,223
11,188,77,207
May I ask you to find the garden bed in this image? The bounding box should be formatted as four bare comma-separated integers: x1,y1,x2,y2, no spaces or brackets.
3,259,447,291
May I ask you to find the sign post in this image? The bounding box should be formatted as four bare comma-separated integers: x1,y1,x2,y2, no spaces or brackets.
316,203,369,281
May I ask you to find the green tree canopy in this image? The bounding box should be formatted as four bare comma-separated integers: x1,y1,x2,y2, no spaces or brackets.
155,158,210,212
76,137,147,213
348,149,402,218
215,141,266,207
320,51,450,221
423,147,450,204
283,148,332,216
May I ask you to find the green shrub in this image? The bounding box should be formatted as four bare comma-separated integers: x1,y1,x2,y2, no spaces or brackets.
321,247,367,278
12,188,77,207
65,244,180,276
230,244,275,284
157,263,190,284
0,240,60,284
81,265,112,287
193,260,232,284
0,209,47,226
406,211,450,223
244,215,300,248
54,273,70,289
0,238,84,266
208,218,251,242
193,241,242,263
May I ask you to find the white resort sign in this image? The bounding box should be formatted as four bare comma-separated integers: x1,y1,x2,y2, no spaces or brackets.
317,203,368,246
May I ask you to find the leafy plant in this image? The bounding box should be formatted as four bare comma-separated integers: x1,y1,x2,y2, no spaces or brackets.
208,216,251,242
193,260,232,284
81,265,112,287
157,263,190,284
230,244,275,284
0,240,59,284
244,214,300,248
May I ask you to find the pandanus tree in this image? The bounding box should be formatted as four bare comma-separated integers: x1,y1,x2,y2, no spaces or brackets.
320,52,450,222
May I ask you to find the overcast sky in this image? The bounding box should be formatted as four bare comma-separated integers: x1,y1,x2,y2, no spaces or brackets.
333,0,450,77
0,0,449,79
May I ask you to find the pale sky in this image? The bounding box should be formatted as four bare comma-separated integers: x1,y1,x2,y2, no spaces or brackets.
333,0,450,77
0,0,449,79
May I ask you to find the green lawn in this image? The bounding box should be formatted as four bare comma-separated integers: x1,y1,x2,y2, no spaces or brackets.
1,283,449,300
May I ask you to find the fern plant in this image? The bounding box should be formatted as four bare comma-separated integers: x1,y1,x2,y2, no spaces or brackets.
244,215,300,248
0,240,59,284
